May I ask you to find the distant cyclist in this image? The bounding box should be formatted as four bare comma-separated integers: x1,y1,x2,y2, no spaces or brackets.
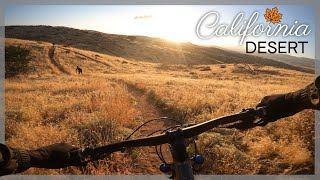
76,66,83,74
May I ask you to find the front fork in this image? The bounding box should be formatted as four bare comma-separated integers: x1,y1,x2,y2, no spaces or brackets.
166,128,194,180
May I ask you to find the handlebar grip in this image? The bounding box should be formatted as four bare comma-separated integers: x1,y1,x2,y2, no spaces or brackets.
0,144,11,168
69,149,82,162
0,152,4,164
309,76,320,106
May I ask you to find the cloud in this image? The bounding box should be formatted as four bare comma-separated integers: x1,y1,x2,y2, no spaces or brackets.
134,15,152,20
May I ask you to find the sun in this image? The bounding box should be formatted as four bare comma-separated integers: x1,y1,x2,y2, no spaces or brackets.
138,6,193,42
156,23,189,42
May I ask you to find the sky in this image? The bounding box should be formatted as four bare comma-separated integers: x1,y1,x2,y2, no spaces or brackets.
5,5,315,59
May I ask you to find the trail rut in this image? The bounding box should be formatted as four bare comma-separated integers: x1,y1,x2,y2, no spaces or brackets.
48,46,70,75
122,82,175,174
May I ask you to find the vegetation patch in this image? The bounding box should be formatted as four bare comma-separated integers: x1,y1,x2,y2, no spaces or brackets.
5,45,31,78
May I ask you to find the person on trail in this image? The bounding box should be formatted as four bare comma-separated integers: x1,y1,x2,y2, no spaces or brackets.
1,76,320,176
76,66,83,74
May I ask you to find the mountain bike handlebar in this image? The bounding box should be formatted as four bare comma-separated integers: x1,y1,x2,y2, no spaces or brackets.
71,107,266,165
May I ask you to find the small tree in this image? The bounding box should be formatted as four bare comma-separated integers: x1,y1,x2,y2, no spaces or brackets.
5,45,31,78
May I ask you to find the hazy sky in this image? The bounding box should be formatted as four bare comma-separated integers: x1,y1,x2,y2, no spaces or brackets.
5,5,315,58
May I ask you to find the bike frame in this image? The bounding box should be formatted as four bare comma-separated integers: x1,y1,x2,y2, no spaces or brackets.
167,129,194,180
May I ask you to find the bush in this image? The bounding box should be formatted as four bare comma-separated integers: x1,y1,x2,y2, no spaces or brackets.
74,119,118,147
5,45,31,78
199,66,211,71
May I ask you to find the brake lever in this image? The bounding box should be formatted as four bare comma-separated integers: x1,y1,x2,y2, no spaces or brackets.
70,146,105,164
223,107,267,130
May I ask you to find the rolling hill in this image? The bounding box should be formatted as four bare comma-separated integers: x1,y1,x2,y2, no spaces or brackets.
5,25,313,73
255,53,315,70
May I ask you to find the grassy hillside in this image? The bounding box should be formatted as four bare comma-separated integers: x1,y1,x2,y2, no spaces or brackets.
5,38,315,175
5,26,313,73
256,53,314,71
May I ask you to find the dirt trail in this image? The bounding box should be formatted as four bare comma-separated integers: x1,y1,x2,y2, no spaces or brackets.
48,46,70,75
123,83,175,174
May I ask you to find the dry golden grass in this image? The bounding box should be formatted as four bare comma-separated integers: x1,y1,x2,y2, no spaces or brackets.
4,38,315,175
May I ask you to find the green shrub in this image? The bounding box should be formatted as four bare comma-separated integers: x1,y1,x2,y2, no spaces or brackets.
5,45,31,78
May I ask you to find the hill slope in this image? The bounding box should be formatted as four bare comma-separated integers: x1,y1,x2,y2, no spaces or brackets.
5,25,313,73
256,53,314,70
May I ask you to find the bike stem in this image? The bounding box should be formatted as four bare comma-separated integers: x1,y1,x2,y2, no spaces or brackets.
166,128,194,180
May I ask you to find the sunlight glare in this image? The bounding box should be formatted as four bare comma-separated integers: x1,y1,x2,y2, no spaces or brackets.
144,6,193,42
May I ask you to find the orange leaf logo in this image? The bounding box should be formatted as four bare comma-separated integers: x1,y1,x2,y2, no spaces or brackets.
264,7,283,24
